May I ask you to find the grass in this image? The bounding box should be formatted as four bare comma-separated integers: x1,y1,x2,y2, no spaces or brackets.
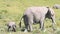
0,0,60,34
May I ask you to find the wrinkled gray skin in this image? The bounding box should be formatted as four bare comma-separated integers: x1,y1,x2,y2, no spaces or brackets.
7,21,16,32
19,7,56,32
53,4,60,9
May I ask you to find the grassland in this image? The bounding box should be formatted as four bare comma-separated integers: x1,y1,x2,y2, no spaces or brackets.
0,0,60,34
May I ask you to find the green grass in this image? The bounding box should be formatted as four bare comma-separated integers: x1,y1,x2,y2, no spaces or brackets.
0,0,60,34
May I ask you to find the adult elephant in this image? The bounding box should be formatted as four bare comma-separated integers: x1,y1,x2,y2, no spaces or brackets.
19,7,56,32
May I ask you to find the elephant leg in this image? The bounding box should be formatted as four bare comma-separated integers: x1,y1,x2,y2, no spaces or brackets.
24,24,29,32
29,20,33,32
12,25,16,32
51,15,56,30
40,20,44,30
24,16,29,32
8,26,11,32
28,16,33,32
39,16,45,31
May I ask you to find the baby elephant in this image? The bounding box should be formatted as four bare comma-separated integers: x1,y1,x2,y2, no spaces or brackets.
7,21,16,32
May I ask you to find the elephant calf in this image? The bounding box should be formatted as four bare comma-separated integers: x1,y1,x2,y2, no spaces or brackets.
19,7,56,32
7,21,16,32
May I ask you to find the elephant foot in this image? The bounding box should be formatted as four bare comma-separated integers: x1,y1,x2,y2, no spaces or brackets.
24,29,28,32
39,28,46,32
43,29,46,32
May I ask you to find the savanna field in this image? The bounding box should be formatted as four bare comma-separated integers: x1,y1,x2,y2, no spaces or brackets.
0,0,60,34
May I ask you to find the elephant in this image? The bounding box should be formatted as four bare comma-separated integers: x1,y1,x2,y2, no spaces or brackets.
53,4,60,9
7,21,16,32
19,7,56,32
